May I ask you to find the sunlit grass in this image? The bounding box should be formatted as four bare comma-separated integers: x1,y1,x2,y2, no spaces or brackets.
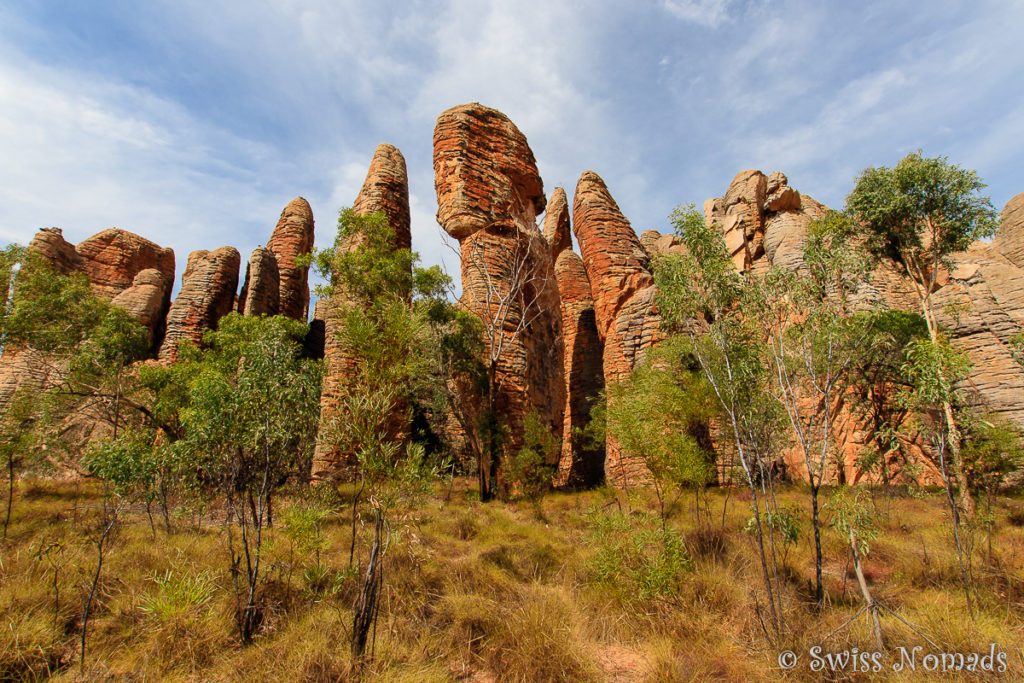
0,478,1021,680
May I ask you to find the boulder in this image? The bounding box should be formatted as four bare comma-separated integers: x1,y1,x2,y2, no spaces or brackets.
109,269,172,343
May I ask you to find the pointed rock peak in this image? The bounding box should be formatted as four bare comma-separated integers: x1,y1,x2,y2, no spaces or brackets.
543,187,571,259
354,143,411,251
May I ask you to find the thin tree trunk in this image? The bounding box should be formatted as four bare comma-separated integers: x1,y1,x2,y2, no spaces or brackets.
849,527,884,651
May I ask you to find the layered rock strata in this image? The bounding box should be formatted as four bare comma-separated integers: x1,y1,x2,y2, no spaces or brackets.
158,247,240,362
267,198,315,320
237,247,280,317
572,171,661,486
433,103,565,478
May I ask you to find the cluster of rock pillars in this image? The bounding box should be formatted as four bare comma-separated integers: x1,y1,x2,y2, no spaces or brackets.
3,103,1023,489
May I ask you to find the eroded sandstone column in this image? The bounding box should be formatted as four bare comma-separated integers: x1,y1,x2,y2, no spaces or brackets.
267,198,315,320
572,171,660,487
311,143,413,480
433,103,565,477
158,247,240,362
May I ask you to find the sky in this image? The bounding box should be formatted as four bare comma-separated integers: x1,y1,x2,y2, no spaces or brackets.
1,0,1022,303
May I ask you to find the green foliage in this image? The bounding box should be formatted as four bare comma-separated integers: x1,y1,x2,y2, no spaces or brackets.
604,338,714,503
586,508,693,601
900,334,971,410
506,411,558,503
744,505,801,549
961,414,1024,495
846,151,998,267
82,427,163,504
139,568,217,622
178,313,322,489
1011,329,1024,369
281,501,329,569
828,488,879,556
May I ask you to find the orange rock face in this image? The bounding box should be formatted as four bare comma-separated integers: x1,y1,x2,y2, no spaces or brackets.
237,247,280,317
543,188,605,486
312,144,413,481
352,143,412,251
542,188,572,260
572,171,660,487
992,190,1024,269
109,269,172,344
434,103,565,472
74,229,176,303
25,227,175,345
552,248,605,486
158,247,240,362
267,198,315,320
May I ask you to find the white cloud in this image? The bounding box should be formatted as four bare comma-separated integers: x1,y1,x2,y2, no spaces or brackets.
663,0,733,27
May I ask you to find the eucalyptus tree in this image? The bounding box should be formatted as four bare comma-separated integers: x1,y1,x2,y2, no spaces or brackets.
846,152,999,518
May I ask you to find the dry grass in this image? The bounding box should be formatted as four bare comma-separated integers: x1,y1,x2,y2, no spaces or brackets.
0,479,1022,681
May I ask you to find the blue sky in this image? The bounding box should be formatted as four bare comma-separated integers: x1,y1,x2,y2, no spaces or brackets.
1,0,1022,300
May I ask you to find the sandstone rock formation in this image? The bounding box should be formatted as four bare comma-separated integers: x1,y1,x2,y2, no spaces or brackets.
433,103,565,479
311,144,413,480
267,198,315,320
552,248,605,487
543,188,572,260
352,143,412,251
74,229,176,303
158,247,240,362
237,247,280,317
992,190,1024,269
109,269,172,343
22,228,176,348
572,171,661,486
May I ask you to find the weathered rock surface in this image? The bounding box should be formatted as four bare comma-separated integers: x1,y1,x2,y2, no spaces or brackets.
352,143,412,251
109,269,172,343
312,144,414,480
158,247,240,362
543,188,572,260
552,248,605,487
935,240,1024,430
74,229,176,303
992,191,1024,269
267,198,315,320
25,228,175,347
237,247,280,317
28,228,82,274
572,170,660,486
433,103,565,476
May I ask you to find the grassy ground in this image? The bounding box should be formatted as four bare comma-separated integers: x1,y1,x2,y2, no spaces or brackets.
1,479,1022,681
